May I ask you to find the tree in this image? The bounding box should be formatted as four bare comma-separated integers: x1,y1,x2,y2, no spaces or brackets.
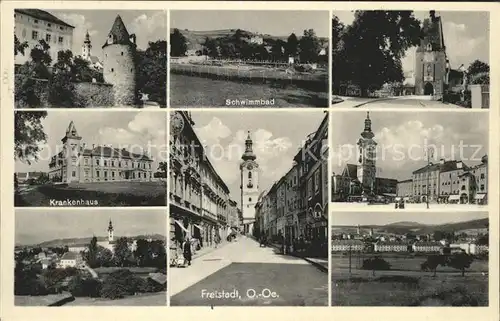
15,34,29,57
336,10,421,96
467,60,490,85
202,37,218,58
285,33,299,58
113,237,133,267
49,50,75,107
270,40,285,62
157,162,167,178
84,236,99,268
136,40,167,107
68,275,101,297
298,29,321,63
448,252,474,277
96,247,114,267
361,256,391,276
170,28,188,57
421,254,447,277
72,56,103,83
100,269,140,299
14,111,48,164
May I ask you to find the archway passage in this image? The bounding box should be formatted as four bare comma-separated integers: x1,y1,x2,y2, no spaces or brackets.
424,82,434,95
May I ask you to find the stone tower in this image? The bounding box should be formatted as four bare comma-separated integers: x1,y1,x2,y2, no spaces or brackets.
357,112,377,196
108,219,114,242
414,10,449,97
240,131,260,235
82,30,92,60
61,121,82,183
102,15,138,106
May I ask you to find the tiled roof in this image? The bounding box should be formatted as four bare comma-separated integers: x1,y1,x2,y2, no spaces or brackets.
332,240,364,245
398,179,413,183
413,242,442,247
413,160,469,175
15,9,75,28
102,15,133,48
376,241,409,246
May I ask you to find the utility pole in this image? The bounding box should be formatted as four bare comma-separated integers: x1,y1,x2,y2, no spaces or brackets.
426,147,434,209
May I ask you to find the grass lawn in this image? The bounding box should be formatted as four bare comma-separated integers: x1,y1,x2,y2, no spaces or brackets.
170,73,328,107
15,181,167,206
68,292,167,306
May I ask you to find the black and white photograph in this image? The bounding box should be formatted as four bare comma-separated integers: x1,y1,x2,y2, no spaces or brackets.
169,110,328,306
331,111,489,209
169,10,329,107
14,110,167,207
331,211,489,306
14,209,167,306
332,10,490,109
14,9,167,108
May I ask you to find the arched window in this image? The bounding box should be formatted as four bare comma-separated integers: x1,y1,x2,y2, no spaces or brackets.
248,172,252,179
249,197,252,202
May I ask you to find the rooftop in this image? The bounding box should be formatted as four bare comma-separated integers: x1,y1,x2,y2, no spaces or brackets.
15,9,75,28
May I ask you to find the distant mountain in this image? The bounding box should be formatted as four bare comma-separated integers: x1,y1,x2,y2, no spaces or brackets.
31,234,167,248
383,221,427,228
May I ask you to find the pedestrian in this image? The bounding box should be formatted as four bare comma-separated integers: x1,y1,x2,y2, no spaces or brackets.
182,234,192,266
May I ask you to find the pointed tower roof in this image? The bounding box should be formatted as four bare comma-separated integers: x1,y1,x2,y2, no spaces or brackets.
108,219,114,232
241,131,257,161
84,30,91,43
62,121,81,142
102,15,133,48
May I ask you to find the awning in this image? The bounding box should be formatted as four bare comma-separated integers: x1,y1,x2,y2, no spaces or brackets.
193,224,204,231
449,195,460,201
174,220,189,233
474,194,486,200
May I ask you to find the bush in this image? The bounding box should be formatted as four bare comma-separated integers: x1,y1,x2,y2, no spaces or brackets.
362,256,391,271
99,269,141,300
69,276,102,298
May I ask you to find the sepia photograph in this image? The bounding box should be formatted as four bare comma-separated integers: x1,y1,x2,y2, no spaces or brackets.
169,110,328,306
14,9,167,108
14,209,167,306
14,110,167,207
331,111,489,209
332,10,490,108
169,10,329,107
331,211,489,306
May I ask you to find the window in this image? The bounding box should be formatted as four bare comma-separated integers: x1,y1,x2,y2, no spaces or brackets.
48,23,51,27
31,30,38,40
96,159,100,165
104,171,108,177
248,172,252,179
111,68,114,72
481,173,485,179
72,171,76,177
121,52,124,56
249,197,252,202
34,19,38,23
58,36,63,44
96,171,100,177
481,184,485,191
112,172,115,177
104,160,107,166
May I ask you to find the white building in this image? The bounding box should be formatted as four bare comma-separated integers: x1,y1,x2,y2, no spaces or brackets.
58,251,83,269
14,9,74,66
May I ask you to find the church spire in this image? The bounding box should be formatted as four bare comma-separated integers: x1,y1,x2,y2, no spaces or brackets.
242,131,256,161
107,219,114,242
62,120,81,142
361,112,374,139
84,30,91,44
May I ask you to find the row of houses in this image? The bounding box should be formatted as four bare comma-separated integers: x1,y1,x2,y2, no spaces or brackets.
331,239,488,255
397,155,488,204
169,111,241,250
254,112,329,246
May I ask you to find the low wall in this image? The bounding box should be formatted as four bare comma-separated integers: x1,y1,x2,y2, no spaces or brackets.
470,84,489,109
15,77,115,108
73,82,114,108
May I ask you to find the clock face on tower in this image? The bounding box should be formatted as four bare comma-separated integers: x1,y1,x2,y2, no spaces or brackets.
248,164,253,170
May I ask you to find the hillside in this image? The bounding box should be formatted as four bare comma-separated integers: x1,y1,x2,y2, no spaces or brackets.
173,28,328,51
34,234,167,248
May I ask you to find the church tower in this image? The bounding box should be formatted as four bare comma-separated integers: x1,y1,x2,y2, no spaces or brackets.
240,132,260,235
82,30,92,61
61,121,82,183
414,10,449,98
356,112,377,196
102,15,138,106
108,219,114,242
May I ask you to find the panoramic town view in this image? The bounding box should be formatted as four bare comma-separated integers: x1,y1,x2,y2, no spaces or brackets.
331,111,489,209
14,110,167,206
332,10,490,109
14,9,167,108
169,10,329,107
331,211,489,306
14,209,167,306
169,110,328,306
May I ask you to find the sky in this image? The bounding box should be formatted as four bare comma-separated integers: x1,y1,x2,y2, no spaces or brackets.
15,209,167,245
170,10,329,38
331,111,489,181
48,10,167,61
15,111,167,173
331,211,488,226
333,10,490,80
187,110,328,205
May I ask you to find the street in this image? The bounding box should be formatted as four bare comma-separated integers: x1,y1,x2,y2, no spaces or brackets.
169,236,328,306
332,95,463,108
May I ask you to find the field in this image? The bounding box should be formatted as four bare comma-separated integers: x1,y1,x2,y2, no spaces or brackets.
170,70,328,107
331,254,489,306
15,181,167,206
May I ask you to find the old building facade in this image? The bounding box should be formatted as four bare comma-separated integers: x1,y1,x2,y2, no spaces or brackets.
48,121,154,183
240,132,260,235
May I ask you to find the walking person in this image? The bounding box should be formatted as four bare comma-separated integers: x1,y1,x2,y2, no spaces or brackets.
182,234,192,266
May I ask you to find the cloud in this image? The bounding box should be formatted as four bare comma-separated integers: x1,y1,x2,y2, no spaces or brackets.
130,11,167,49
442,21,485,68
57,13,96,58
